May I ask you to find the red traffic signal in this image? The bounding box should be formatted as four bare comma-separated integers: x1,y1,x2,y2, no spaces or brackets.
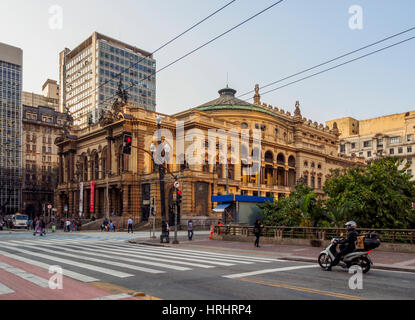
177,190,182,196
123,132,132,155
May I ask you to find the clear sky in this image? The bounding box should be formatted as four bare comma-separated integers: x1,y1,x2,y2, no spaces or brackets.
1,0,414,124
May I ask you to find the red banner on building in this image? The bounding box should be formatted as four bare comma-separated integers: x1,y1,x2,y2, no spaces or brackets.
90,181,95,213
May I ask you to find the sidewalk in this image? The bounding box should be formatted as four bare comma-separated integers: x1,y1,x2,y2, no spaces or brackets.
134,236,415,273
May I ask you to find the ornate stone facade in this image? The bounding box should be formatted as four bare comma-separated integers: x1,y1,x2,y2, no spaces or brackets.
55,86,362,224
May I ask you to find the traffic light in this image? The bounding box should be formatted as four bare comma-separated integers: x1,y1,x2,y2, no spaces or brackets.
177,190,182,206
122,132,132,155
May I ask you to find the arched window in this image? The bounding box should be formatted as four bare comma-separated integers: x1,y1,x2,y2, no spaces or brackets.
277,153,285,165
102,147,107,178
83,156,88,181
264,151,274,163
288,156,295,167
91,152,99,180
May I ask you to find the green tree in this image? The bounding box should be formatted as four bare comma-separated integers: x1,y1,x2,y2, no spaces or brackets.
324,157,415,229
258,184,331,227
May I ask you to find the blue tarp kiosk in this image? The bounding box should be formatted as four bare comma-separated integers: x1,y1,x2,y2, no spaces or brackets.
211,195,273,226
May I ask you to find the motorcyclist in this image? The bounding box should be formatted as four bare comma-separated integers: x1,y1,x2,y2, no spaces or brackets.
326,221,359,271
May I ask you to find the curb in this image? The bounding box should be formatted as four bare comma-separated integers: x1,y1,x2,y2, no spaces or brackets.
128,240,170,247
279,256,415,273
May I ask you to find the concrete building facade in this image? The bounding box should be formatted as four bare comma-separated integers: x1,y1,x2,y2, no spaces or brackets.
22,96,68,218
0,42,23,215
59,32,156,128
327,111,415,176
22,79,59,110
55,85,362,226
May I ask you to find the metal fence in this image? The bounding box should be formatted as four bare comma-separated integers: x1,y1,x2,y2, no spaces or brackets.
214,225,415,244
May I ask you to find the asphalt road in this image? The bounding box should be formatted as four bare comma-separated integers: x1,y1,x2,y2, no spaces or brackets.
0,231,414,300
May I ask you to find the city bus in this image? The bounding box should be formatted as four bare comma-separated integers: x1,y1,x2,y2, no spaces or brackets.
11,214,29,229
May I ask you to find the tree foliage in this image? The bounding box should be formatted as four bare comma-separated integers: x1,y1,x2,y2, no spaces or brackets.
324,157,415,229
258,184,331,227
258,157,415,229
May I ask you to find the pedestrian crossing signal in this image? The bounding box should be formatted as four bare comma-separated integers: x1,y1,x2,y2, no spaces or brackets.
123,132,132,155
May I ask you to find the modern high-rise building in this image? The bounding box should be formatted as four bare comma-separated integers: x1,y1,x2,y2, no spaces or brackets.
59,32,156,128
0,42,23,215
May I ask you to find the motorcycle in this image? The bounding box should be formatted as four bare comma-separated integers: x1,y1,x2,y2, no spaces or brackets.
318,238,373,273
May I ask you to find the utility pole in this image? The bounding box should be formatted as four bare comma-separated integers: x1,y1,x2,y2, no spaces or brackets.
156,116,167,223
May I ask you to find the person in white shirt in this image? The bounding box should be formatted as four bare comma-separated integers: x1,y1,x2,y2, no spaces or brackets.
127,217,133,233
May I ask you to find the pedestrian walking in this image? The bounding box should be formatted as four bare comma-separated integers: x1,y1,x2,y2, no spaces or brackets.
187,219,194,241
65,219,71,232
109,220,114,232
41,218,46,236
127,217,133,233
33,219,42,236
253,219,264,248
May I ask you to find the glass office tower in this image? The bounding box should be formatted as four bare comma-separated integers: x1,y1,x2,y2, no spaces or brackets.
0,42,23,215
59,32,156,128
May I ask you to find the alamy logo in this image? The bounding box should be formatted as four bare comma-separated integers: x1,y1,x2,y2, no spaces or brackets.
349,5,363,30
48,5,63,30
348,265,363,290
48,266,63,290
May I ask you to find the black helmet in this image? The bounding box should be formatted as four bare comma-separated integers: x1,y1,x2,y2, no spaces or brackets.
345,221,357,230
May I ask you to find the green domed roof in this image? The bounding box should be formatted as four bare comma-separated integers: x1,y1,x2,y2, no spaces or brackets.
197,87,255,109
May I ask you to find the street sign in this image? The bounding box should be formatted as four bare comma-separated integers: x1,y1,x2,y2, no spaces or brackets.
174,181,180,189
64,205,68,212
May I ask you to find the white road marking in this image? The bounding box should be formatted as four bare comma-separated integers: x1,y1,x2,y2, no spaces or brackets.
92,243,236,266
54,242,214,269
223,265,319,279
131,244,277,263
91,293,132,300
0,249,98,283
16,241,191,272
393,258,415,267
0,282,15,295
0,262,49,288
0,244,133,278
6,242,167,274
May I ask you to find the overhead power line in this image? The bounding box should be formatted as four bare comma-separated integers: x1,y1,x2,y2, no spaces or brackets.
237,26,415,99
98,0,286,108
66,0,237,113
248,35,415,100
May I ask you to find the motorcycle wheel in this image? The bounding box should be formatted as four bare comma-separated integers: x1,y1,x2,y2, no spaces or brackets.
358,256,371,274
318,253,332,269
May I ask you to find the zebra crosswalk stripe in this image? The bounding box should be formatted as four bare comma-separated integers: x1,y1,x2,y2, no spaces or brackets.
131,244,277,262
45,242,214,269
0,262,49,288
31,239,237,267
87,242,237,266
0,249,98,283
0,244,133,278
5,242,168,274
0,282,14,295
117,243,264,264
13,241,191,272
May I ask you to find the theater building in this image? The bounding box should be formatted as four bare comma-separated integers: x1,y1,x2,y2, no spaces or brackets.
55,85,362,225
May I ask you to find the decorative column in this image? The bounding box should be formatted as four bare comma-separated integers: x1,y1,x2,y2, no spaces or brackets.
58,152,64,184
285,169,289,186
